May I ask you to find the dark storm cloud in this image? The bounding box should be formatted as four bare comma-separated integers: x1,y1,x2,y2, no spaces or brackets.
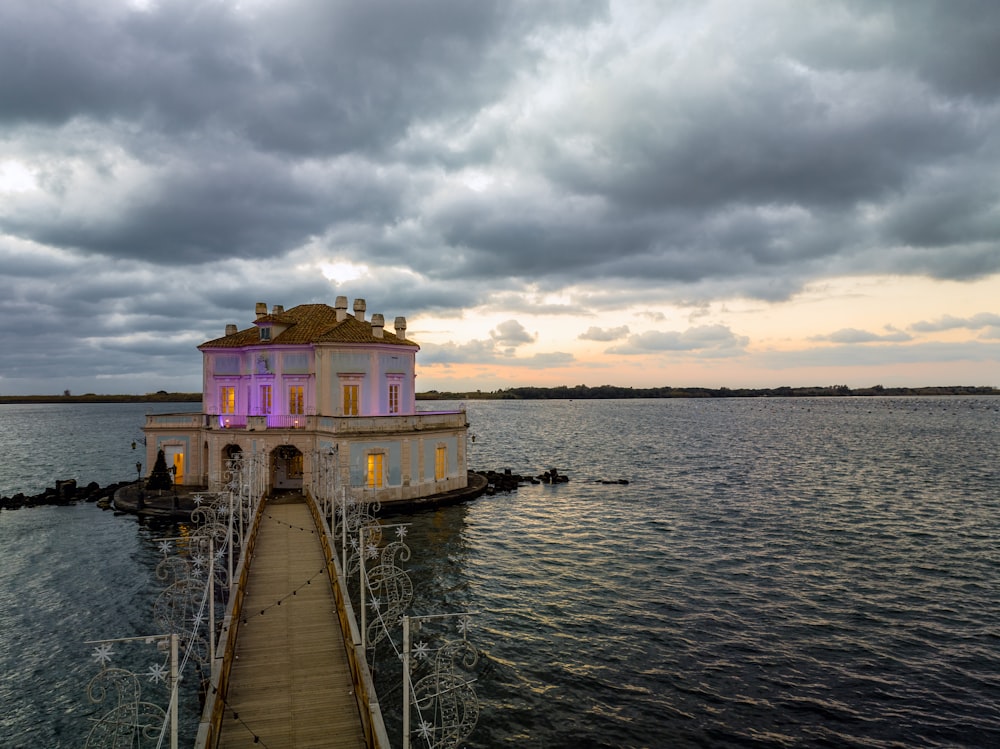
15,155,347,264
411,1,1000,296
793,0,1000,100
0,0,603,149
4,0,998,287
0,0,605,266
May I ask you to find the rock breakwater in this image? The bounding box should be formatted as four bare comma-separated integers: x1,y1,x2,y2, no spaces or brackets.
1,479,129,511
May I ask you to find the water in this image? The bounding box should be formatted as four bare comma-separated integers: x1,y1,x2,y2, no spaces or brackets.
1,398,999,747
0,402,202,498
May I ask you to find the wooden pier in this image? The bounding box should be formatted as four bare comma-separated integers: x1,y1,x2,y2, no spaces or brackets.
215,495,367,748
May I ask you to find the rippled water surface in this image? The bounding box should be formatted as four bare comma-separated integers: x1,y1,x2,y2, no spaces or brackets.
1,398,998,747
0,402,201,498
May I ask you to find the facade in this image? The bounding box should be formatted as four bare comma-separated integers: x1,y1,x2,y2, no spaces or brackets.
143,297,469,503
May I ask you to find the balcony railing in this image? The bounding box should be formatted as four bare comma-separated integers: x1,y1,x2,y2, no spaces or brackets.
145,412,209,428
264,414,308,429
216,414,248,429
196,409,466,434
146,410,467,435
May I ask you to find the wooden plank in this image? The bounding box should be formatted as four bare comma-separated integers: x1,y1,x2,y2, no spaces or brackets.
216,496,367,749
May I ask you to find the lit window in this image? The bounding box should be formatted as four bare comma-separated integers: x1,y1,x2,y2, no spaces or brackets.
288,385,304,415
435,446,447,480
388,383,400,414
343,384,359,416
220,386,236,414
367,453,384,488
260,385,272,415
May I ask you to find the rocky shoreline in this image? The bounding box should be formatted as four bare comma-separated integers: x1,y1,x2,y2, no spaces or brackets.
1,466,623,514
0,478,129,511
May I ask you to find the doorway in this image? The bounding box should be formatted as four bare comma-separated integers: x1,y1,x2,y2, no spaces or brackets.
272,444,304,491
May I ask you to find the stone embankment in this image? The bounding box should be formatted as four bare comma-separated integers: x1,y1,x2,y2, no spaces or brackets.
0,479,128,511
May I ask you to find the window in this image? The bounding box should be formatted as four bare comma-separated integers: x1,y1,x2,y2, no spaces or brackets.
259,326,271,341
388,383,400,414
260,384,272,415
435,445,447,480
288,385,304,415
220,386,236,414
366,453,384,488
343,384,359,416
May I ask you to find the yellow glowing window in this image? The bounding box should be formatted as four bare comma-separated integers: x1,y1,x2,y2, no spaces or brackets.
388,383,400,414
260,385,272,415
220,386,236,414
343,384,359,416
366,453,384,488
289,385,304,415
435,446,447,480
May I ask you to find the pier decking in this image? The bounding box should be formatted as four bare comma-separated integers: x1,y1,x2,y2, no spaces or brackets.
216,495,366,748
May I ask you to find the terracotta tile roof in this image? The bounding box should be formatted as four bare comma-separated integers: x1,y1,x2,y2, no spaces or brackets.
199,303,417,349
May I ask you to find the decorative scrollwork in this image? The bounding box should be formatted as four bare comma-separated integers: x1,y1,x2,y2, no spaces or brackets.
84,654,169,749
366,526,413,646
347,518,383,579
410,624,480,749
152,580,209,666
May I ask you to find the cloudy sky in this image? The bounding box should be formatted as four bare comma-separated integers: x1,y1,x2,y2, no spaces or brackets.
2,0,999,395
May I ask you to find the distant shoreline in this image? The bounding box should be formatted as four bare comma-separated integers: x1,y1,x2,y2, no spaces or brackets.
1,384,997,404
420,384,1000,399
0,393,203,404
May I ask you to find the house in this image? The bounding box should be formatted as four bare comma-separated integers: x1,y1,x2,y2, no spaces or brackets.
142,297,470,504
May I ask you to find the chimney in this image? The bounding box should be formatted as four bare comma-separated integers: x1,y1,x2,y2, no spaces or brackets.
255,302,267,319
353,298,366,322
371,313,384,338
335,296,348,322
272,304,284,314
394,316,407,339
225,324,238,336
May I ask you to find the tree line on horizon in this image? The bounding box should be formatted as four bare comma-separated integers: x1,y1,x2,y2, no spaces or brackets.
419,383,1000,400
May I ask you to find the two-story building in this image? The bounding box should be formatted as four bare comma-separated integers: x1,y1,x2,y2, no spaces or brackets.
142,296,470,504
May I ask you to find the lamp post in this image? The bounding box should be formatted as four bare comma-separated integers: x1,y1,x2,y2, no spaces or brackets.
136,462,144,510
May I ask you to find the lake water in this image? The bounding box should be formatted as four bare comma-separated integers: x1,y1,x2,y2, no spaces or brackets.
1,398,998,747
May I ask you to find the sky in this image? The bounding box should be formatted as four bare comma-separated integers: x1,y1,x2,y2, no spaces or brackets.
1,0,999,396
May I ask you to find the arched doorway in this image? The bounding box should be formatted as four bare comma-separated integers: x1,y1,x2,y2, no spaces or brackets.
272,444,304,491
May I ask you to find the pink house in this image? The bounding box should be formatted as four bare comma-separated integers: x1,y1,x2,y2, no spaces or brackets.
143,297,469,503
